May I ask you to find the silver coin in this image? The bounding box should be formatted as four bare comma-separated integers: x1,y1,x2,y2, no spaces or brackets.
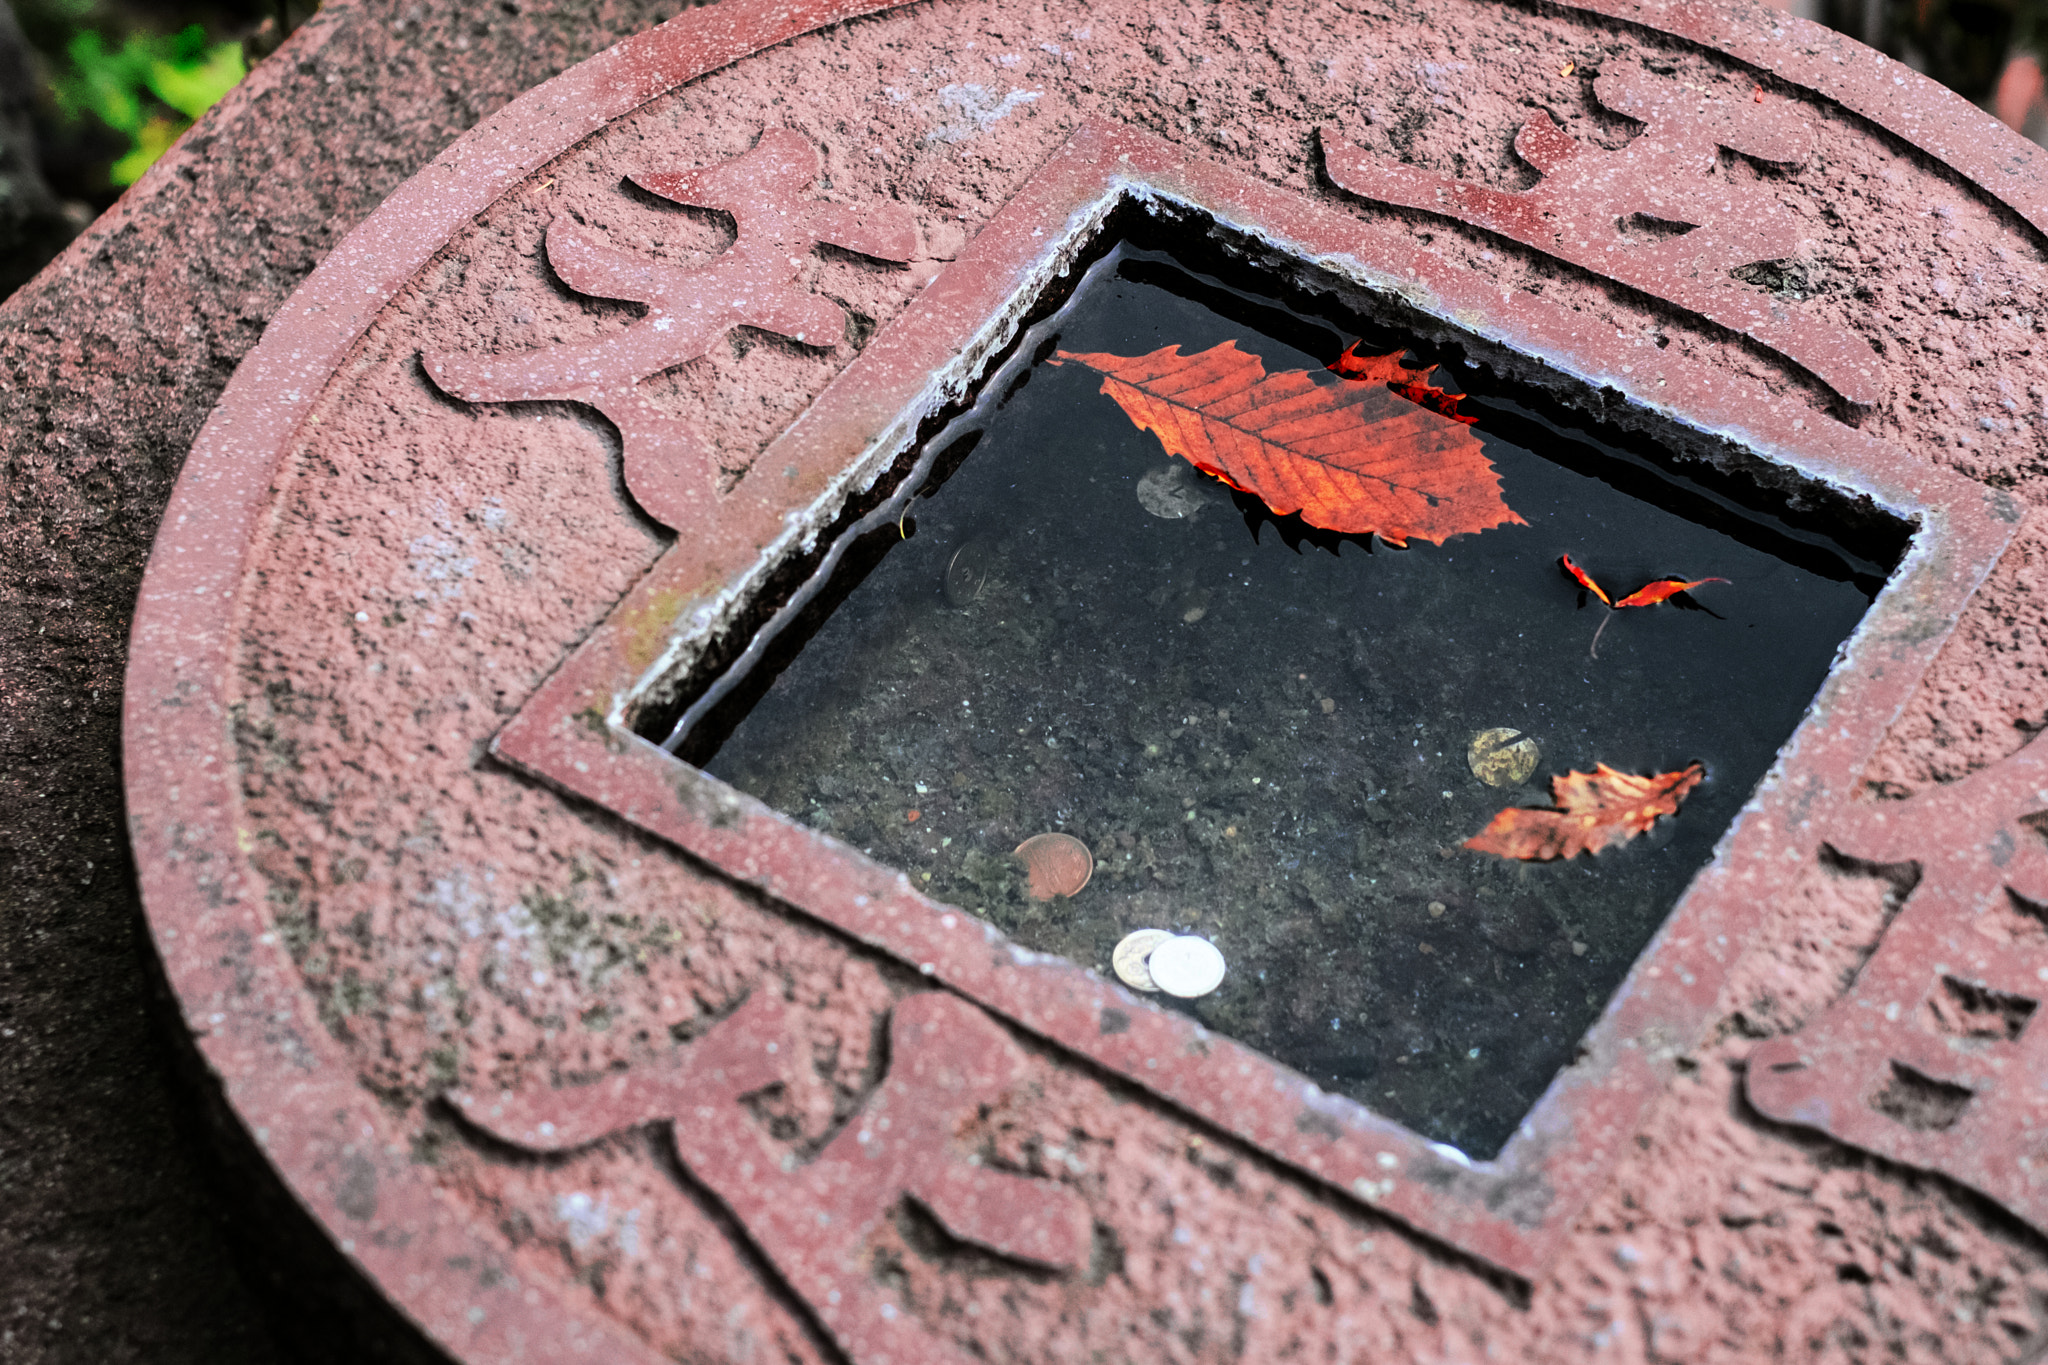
942,539,991,607
1112,928,1174,992
1136,464,1206,521
1148,935,1227,998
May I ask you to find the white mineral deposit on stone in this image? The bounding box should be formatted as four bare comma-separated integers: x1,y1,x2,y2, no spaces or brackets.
1112,928,1174,991
1149,934,1227,998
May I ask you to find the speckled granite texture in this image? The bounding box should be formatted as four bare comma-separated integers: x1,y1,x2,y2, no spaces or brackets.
22,0,2048,1360
0,3,695,1360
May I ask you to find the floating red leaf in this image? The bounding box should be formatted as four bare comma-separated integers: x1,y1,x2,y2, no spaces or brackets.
1325,341,1385,382
1053,341,1521,546
1465,762,1706,861
1327,341,1479,425
1560,551,1614,606
1614,576,1729,609
1560,555,1727,655
1559,556,1727,611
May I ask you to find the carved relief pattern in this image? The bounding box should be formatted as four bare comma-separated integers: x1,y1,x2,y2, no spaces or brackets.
1320,60,1881,406
424,130,918,530
1748,741,2048,1234
459,990,1090,1365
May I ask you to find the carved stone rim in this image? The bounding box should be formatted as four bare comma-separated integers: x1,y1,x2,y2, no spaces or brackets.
122,2,906,1359
494,118,2019,1277
118,0,2039,1354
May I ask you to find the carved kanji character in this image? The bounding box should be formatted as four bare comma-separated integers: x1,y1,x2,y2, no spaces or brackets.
456,989,1089,1365
1319,60,1879,406
1747,740,2048,1232
424,129,918,530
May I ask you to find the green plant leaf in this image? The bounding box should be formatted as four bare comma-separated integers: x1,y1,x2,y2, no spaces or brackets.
57,30,153,134
52,21,246,186
111,113,185,185
149,29,245,121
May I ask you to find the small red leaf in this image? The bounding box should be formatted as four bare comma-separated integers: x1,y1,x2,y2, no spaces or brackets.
1326,341,1390,382
1559,552,1613,606
1613,576,1728,609
1329,341,1477,424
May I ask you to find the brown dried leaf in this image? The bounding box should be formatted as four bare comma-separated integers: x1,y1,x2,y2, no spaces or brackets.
1464,762,1705,861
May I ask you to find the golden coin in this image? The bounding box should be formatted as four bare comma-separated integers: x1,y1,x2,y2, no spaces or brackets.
1013,832,1093,899
1112,929,1175,992
1467,727,1539,788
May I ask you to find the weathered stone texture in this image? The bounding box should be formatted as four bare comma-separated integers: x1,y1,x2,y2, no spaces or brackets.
0,1,690,1358
19,0,2048,1359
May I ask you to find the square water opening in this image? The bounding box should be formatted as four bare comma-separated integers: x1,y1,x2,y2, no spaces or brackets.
634,207,1908,1157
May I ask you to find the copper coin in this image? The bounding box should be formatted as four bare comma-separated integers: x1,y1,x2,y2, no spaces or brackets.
1013,832,1093,900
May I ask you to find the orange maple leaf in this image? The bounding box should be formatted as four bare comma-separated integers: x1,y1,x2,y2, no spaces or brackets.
1464,762,1705,861
1051,341,1523,547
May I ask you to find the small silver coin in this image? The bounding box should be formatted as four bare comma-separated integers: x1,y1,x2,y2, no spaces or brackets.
1136,463,1227,521
942,539,991,607
1148,935,1227,998
1112,928,1175,992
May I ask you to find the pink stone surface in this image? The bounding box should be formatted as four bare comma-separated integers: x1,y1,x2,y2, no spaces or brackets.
1322,59,1883,405
0,1,706,1358
106,0,2048,1361
487,113,2011,1287
423,127,919,529
462,989,1092,1363
1749,733,2048,1232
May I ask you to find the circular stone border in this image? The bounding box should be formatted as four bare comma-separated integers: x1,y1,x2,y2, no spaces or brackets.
121,0,2048,1356
122,7,904,1358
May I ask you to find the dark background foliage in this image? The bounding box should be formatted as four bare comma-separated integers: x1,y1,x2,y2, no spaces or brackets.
2,0,310,297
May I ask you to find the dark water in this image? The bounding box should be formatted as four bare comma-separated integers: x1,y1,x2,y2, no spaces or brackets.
698,247,1884,1156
